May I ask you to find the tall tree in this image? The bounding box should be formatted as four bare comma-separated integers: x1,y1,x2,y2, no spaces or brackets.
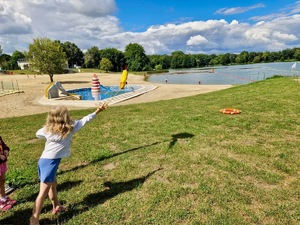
9,50,25,70
170,51,186,69
27,37,67,82
124,43,150,71
99,58,113,72
219,53,231,65
160,54,171,69
61,41,84,68
84,46,101,68
0,54,12,70
99,48,125,72
293,48,300,61
148,54,161,69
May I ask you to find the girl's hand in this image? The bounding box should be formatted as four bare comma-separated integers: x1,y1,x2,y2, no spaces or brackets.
95,102,108,114
4,150,9,157
0,155,6,161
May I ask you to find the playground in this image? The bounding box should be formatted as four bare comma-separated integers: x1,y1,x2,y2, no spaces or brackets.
0,72,232,118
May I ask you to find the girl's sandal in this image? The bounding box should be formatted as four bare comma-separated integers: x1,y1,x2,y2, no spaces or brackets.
0,202,12,211
52,205,67,214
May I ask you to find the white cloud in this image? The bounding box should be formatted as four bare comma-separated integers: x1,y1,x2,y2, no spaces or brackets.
273,32,297,41
187,35,208,46
215,3,265,15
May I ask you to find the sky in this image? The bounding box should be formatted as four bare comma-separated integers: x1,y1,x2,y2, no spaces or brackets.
0,0,300,55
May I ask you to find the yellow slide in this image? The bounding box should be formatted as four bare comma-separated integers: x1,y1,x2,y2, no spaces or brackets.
119,69,128,89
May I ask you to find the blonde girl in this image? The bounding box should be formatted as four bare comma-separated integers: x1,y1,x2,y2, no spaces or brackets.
30,104,107,225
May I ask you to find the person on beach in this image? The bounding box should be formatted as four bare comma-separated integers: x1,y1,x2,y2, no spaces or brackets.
0,136,17,211
30,103,107,225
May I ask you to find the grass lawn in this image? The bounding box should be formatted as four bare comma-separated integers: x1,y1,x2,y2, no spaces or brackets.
0,77,299,225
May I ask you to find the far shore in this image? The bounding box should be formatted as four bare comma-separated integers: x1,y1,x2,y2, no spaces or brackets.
0,72,232,118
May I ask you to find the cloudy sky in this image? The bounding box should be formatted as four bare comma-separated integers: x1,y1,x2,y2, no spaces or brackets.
0,0,300,55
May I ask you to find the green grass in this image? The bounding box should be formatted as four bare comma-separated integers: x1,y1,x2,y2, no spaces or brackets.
0,77,299,225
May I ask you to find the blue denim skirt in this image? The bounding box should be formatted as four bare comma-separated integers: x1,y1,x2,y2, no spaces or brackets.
38,158,61,182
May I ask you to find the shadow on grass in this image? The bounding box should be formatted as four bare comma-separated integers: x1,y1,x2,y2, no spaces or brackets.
60,132,195,176
42,169,162,224
10,140,166,190
0,180,82,225
59,141,165,176
169,132,195,148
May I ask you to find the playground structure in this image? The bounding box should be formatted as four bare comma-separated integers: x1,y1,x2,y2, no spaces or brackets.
0,80,24,96
45,82,81,100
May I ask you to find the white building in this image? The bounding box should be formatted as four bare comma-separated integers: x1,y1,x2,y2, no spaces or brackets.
17,58,29,70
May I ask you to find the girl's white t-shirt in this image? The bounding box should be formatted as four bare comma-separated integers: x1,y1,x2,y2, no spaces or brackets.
36,112,96,159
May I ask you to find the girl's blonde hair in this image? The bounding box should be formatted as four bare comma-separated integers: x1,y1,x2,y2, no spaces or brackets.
45,105,74,139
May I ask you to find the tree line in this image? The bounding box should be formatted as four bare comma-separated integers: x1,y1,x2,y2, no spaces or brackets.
1,38,300,74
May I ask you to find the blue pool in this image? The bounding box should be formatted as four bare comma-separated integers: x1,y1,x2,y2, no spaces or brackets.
68,85,138,100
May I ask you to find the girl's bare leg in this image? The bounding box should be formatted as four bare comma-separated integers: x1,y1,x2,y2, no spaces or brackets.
31,182,52,224
48,178,60,210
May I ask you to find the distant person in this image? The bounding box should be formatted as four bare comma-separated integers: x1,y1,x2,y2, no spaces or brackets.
0,136,17,211
165,77,168,83
30,104,107,225
199,81,201,85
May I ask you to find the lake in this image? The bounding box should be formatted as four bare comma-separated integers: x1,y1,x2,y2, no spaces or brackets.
146,62,300,85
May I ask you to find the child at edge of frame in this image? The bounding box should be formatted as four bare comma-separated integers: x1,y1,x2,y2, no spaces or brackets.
30,103,107,225
0,136,17,211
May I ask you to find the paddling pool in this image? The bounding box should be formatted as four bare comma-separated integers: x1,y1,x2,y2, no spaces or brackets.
68,85,139,100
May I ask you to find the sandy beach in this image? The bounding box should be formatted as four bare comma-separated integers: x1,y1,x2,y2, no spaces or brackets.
0,72,232,118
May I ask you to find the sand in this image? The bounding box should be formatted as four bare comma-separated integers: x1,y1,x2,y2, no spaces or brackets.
0,72,232,118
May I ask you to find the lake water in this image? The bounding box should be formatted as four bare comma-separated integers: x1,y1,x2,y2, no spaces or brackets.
146,62,300,85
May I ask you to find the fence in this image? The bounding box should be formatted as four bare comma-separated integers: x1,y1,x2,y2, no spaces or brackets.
0,80,23,96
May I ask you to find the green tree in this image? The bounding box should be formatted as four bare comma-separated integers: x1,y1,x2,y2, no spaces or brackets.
124,43,150,71
262,51,270,62
99,48,125,72
239,51,249,63
170,51,185,68
9,51,25,70
155,64,162,70
248,52,258,63
293,48,300,61
84,46,101,68
252,56,261,63
269,51,282,62
27,37,67,82
61,41,84,68
99,58,113,72
195,54,210,67
160,54,171,69
148,54,161,70
149,54,171,69
219,53,231,65
0,54,11,70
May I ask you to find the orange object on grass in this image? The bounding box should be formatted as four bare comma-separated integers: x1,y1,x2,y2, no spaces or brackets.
219,108,241,115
